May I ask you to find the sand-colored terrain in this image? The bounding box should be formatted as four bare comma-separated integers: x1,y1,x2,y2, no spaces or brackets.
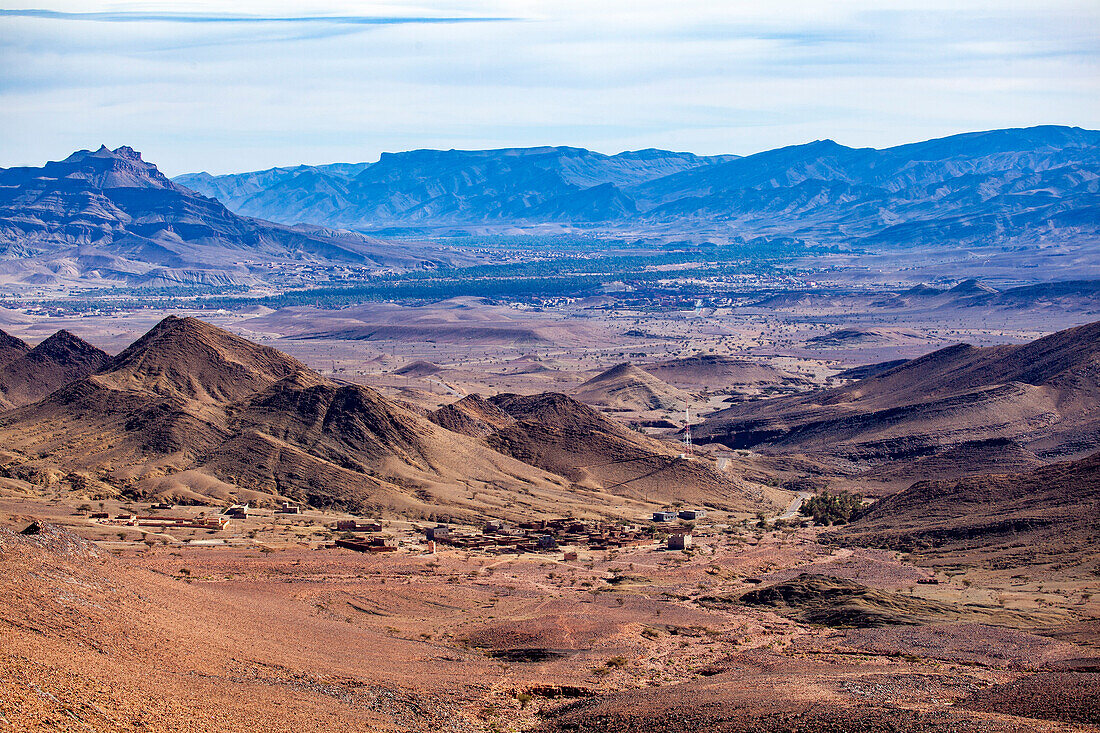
2,500,1097,732
0,298,1097,731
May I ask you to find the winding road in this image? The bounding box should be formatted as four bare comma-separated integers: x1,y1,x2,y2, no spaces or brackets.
779,491,814,521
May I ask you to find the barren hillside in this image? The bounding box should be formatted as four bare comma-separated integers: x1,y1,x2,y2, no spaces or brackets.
433,392,760,511
0,316,758,521
0,328,29,367
0,330,109,409
695,320,1100,465
832,451,1100,574
572,363,688,412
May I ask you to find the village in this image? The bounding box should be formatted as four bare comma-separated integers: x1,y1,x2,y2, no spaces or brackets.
84,500,708,556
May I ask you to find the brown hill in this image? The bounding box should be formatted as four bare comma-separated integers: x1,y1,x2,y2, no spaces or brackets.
430,393,516,439
696,320,1100,464
832,451,1100,573
835,359,910,381
1,316,321,464
0,330,109,409
393,360,442,377
0,328,29,368
499,355,560,375
431,392,758,511
572,362,687,411
102,315,311,404
0,319,546,514
204,376,574,518
805,327,930,348
1,316,742,520
642,354,810,393
712,573,1030,628
860,437,1043,486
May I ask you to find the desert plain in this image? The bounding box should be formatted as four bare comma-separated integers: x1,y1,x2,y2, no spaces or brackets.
1,285,1098,733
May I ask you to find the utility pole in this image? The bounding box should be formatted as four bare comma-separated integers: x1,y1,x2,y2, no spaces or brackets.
682,406,693,457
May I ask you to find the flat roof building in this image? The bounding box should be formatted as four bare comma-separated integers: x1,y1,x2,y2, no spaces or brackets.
668,533,692,550
426,525,451,541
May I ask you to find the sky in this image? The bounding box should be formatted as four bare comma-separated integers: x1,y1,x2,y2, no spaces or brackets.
1,1,1098,175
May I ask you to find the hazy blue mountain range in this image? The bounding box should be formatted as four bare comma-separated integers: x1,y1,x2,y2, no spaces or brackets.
175,126,1100,247
0,146,455,288
1,128,1097,290
174,147,734,231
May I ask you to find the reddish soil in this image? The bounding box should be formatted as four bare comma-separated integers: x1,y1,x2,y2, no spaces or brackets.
3,517,1097,732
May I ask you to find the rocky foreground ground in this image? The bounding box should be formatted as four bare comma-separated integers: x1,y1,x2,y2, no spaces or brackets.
2,513,1097,733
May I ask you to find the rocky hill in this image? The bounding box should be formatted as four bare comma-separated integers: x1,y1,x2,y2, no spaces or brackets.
832,452,1100,573
176,126,1100,248
642,354,812,395
431,392,755,510
393,360,443,378
0,317,577,519
0,316,753,519
572,363,687,412
430,393,516,439
695,320,1100,466
0,146,447,289
0,328,30,368
0,330,109,409
805,327,928,348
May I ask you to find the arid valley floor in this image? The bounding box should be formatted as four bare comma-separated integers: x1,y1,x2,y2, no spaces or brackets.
1,288,1098,732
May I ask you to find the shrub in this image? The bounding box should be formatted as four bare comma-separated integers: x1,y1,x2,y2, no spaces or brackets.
800,490,864,525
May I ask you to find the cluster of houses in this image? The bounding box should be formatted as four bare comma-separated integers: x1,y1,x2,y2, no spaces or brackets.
331,519,401,553
425,518,655,553
420,513,704,554
335,520,383,532
92,511,229,530
335,536,399,553
89,498,702,555
652,509,703,551
90,501,304,532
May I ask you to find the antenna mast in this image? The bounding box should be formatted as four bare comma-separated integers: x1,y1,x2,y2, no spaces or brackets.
682,406,693,456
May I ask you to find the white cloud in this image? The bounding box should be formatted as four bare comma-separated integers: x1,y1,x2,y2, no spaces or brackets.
0,0,1097,174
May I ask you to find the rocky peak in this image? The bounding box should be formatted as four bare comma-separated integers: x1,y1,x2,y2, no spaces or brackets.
100,316,317,404
54,145,173,190
29,330,109,367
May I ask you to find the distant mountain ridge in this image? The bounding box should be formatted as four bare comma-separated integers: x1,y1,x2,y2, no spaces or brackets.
175,126,1100,247
0,146,454,289
3,129,1096,289
175,146,733,230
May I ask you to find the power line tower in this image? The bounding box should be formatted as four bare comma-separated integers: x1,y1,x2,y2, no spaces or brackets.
682,406,693,457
